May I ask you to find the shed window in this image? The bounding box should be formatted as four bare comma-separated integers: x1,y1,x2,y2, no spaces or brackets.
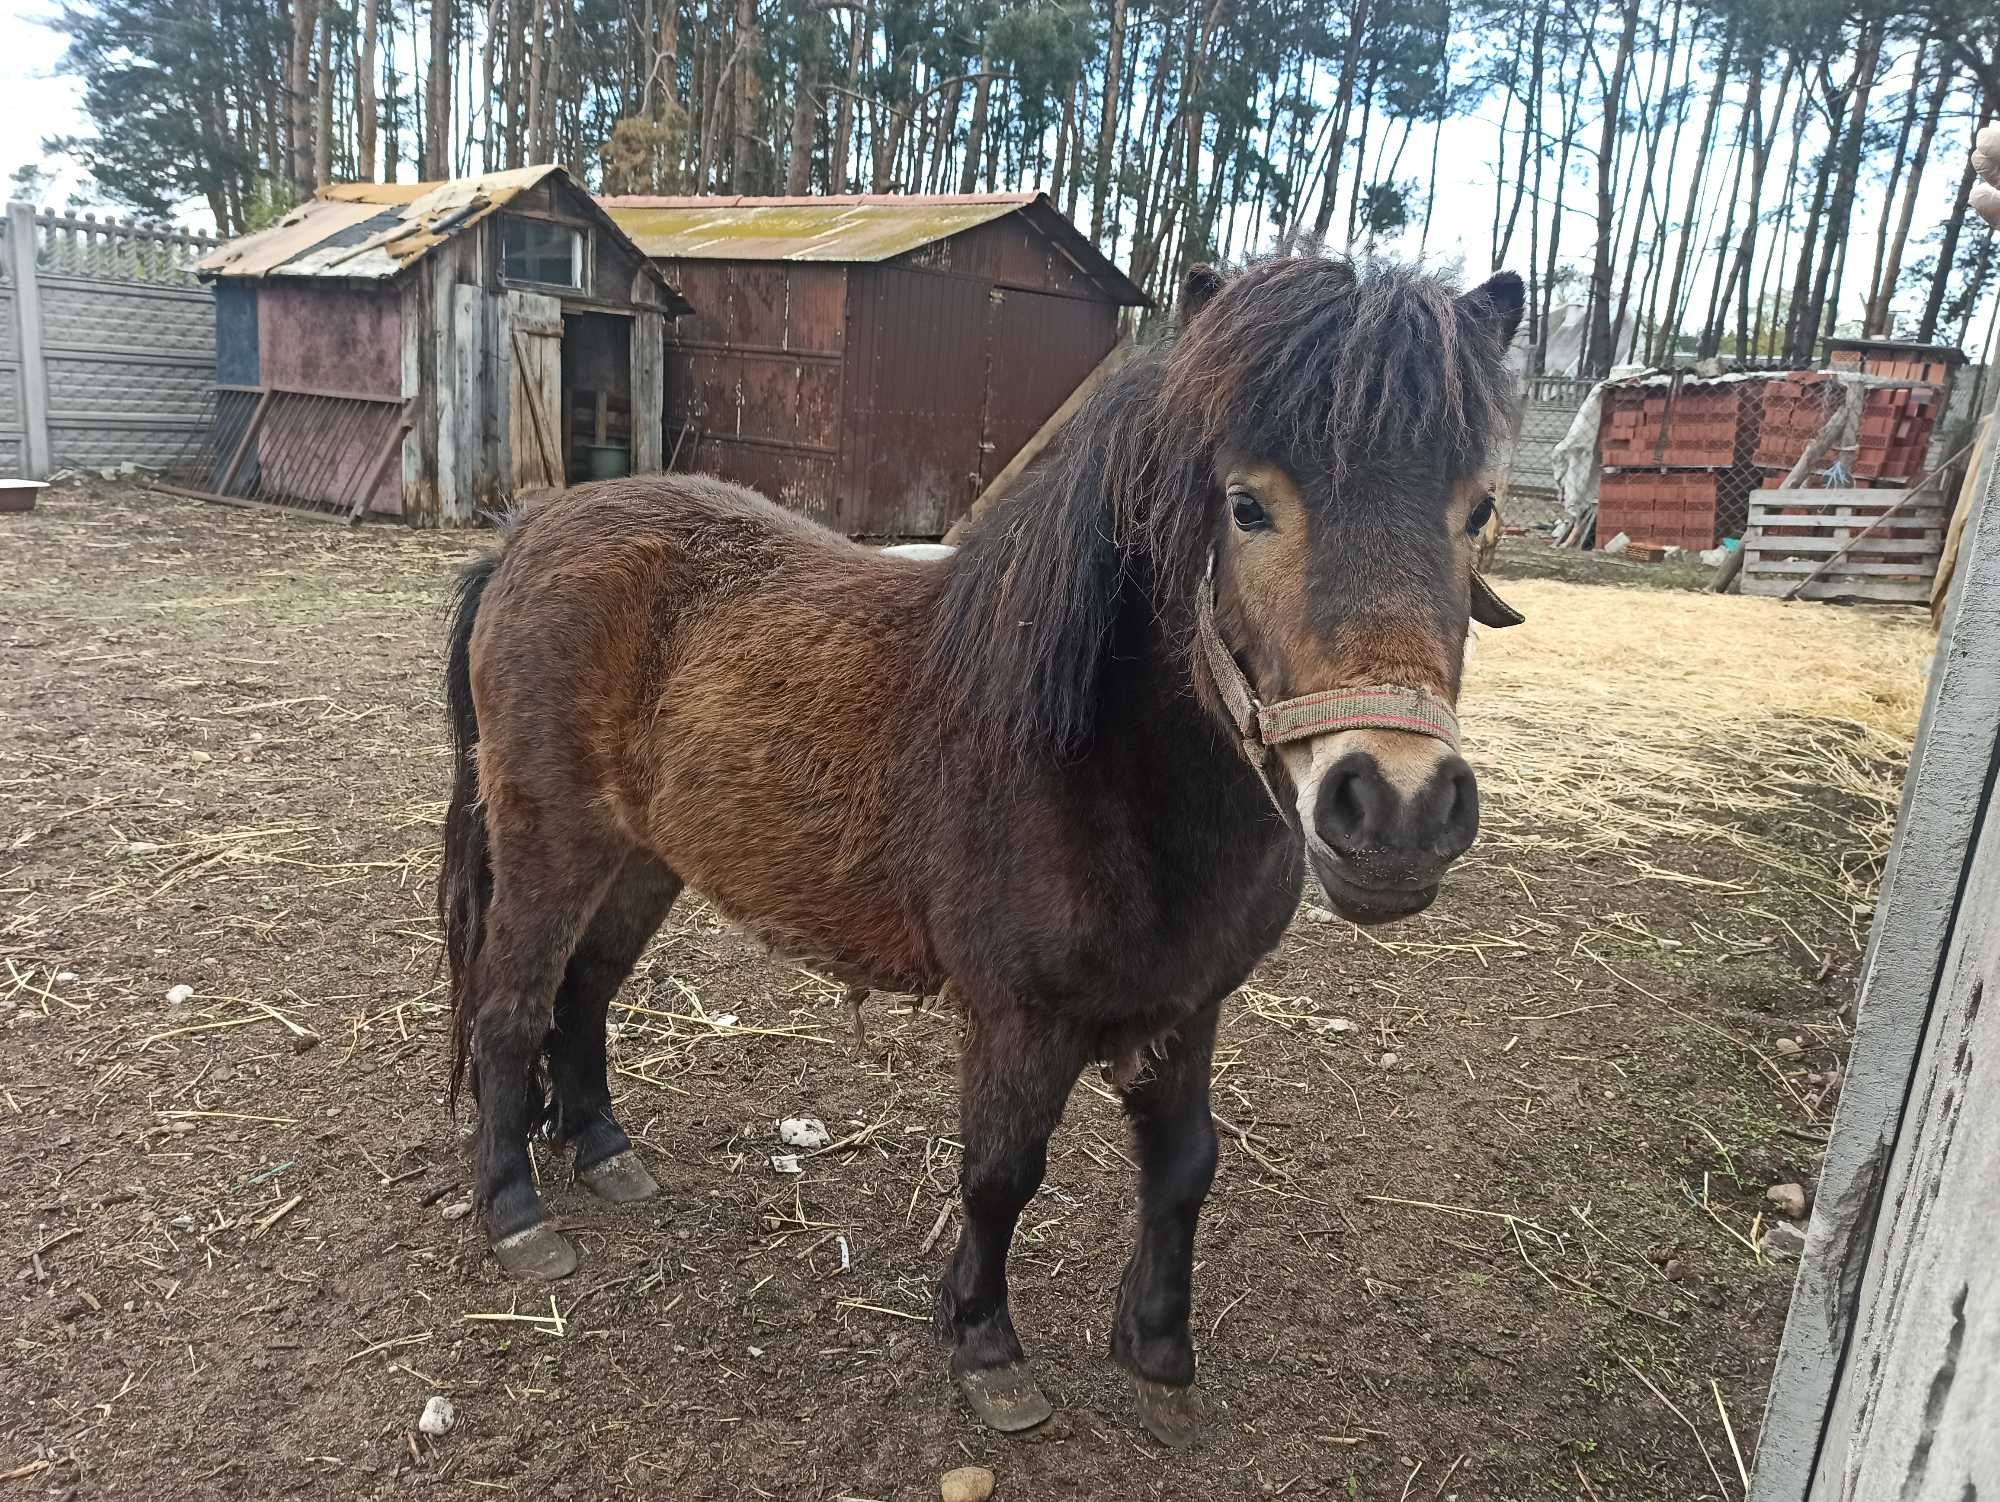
500,216,584,290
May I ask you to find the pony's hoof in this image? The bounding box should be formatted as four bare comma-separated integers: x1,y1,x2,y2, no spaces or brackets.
1130,1377,1201,1449
956,1362,1053,1433
579,1150,660,1204
491,1221,578,1280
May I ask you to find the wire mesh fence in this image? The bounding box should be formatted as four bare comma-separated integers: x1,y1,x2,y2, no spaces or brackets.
1495,375,1593,534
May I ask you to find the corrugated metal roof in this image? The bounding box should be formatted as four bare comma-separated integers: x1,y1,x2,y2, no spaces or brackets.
198,168,691,314
600,191,1149,306
200,166,562,281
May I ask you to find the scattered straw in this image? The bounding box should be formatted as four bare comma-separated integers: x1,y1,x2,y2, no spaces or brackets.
1469,578,1929,932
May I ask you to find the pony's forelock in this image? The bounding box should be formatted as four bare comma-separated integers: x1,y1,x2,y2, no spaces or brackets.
927,256,1519,769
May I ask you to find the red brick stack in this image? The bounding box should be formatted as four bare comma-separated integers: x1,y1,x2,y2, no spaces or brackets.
1752,374,1840,470
1595,380,1759,550
1594,345,1956,553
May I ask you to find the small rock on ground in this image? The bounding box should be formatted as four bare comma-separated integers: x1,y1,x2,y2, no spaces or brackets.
417,1395,456,1436
941,1465,995,1502
441,1200,474,1221
1766,1182,1808,1218
1761,1222,1809,1261
777,1117,831,1149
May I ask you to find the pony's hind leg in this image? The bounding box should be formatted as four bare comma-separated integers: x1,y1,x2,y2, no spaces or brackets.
1109,1001,1222,1449
939,1004,1087,1433
547,855,683,1202
470,835,619,1281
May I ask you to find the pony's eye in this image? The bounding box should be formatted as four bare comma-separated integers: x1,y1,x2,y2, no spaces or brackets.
1466,496,1495,536
1230,492,1269,532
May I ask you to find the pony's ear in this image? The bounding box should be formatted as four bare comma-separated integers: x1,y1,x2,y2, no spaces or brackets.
1460,272,1525,345
1470,573,1525,628
1179,264,1226,326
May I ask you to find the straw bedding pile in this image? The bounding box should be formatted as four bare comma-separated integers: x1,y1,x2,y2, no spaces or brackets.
1462,579,1934,936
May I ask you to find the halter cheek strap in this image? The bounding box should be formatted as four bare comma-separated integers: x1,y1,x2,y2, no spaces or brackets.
1195,552,1463,815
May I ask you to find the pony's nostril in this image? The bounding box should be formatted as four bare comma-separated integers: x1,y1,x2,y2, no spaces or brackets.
1313,756,1385,856
1328,772,1367,840
1435,760,1481,856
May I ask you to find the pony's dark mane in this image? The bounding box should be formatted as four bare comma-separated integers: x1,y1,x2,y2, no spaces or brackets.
928,256,1519,768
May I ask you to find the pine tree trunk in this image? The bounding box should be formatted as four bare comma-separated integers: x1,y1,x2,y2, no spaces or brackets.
732,0,760,189
1644,19,1731,364
1797,19,1882,360
313,3,334,188
1091,0,1128,241
1608,0,1680,345
479,0,497,169
426,0,453,176
1919,95,1995,341
1343,47,1379,245
1719,57,1789,355
830,2,866,190
524,0,547,161
1537,51,1583,369
960,49,993,194
1868,59,1952,336
288,0,322,195
785,1,817,194
1310,0,1370,240
1051,76,1076,199
1694,96,1753,355
357,0,381,177
1494,0,1541,262
1582,0,1641,376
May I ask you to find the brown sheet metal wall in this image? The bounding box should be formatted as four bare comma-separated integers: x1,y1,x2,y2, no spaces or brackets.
977,285,1118,491
839,264,991,536
662,210,1125,537
664,260,847,520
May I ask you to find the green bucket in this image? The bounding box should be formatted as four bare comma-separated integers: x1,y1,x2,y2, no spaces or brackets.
582,444,631,480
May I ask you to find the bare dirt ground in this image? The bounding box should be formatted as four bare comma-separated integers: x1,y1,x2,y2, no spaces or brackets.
1,487,1934,1500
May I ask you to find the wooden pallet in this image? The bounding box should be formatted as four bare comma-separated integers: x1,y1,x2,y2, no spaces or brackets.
1740,485,1946,604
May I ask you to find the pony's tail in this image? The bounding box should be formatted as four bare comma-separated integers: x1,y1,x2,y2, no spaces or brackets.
440,549,502,1107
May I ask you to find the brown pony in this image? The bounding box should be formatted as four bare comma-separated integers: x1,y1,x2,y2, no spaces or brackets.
437,256,1525,1446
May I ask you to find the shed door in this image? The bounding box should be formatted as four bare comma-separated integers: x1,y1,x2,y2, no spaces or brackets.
978,287,1120,491
507,291,564,492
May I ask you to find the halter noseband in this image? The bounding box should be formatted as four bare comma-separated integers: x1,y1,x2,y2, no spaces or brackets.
1195,551,1462,815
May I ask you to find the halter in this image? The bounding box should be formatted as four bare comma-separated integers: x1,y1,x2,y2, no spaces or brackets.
1194,551,1462,816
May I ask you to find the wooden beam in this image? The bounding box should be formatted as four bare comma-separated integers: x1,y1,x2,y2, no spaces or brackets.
147,480,350,526
1747,407,2000,1501
944,337,1135,546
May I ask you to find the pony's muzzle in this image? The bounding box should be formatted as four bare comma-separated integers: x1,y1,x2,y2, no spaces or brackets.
1292,734,1479,923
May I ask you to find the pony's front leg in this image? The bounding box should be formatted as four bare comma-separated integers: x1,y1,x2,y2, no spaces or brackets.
1111,1000,1222,1448
938,1004,1085,1433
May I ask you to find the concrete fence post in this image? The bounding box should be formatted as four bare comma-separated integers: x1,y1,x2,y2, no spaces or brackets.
5,201,51,478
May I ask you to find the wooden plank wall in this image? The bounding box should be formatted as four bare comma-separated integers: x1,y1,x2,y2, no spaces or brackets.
1741,485,1947,604
1750,433,2000,1498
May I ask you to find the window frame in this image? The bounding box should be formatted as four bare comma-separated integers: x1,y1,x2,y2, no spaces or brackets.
497,214,588,295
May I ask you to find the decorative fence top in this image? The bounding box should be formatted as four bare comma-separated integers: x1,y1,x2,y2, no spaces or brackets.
25,208,219,287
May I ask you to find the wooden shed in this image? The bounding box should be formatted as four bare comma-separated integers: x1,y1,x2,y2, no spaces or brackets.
186,166,691,524
600,192,1149,537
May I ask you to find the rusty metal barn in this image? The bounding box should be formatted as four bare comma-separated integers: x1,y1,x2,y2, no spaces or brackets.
184,166,690,524
600,192,1150,538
